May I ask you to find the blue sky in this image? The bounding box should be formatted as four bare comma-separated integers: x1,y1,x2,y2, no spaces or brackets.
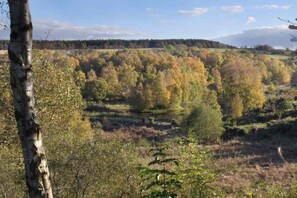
2,0,297,48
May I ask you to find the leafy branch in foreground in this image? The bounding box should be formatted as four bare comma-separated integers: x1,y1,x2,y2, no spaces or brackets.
138,146,181,197
176,139,216,198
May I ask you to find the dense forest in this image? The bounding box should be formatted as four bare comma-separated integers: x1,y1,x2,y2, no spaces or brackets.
2,44,297,197
78,46,294,116
0,39,234,50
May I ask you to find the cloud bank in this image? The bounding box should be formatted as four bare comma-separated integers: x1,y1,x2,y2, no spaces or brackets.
215,25,297,49
0,20,295,50
0,20,143,40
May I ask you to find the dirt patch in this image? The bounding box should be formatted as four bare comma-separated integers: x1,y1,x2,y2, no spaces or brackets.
101,126,177,142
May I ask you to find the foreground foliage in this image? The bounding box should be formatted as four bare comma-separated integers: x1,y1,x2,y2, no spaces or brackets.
0,51,141,197
139,146,181,197
176,141,216,197
138,143,216,198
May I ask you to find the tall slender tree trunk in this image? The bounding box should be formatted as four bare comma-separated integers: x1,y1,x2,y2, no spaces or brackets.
8,0,53,197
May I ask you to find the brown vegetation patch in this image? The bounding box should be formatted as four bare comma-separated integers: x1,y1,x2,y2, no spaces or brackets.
211,133,297,197
102,126,168,142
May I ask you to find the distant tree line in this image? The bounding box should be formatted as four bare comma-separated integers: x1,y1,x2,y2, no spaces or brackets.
0,39,235,50
253,44,295,56
234,44,297,57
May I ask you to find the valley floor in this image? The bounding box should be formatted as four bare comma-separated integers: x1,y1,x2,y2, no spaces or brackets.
86,102,297,197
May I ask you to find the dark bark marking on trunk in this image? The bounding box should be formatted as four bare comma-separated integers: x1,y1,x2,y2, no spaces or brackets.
20,22,33,32
14,110,24,121
8,48,22,65
25,121,40,137
10,31,19,39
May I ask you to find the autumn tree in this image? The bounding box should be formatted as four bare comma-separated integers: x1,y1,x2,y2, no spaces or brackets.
258,55,291,85
83,78,109,101
1,50,95,196
153,72,170,108
101,62,120,97
220,55,265,113
231,94,244,120
182,104,223,143
211,69,222,91
117,63,139,96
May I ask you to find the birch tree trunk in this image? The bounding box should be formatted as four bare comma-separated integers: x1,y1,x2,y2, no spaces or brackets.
8,0,53,197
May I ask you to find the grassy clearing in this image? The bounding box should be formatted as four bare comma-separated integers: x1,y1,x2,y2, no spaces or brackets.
237,123,267,133
268,54,289,60
105,103,131,112
206,48,239,53
93,48,162,53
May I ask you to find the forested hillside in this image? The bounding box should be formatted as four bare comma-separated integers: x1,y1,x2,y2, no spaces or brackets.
0,39,234,50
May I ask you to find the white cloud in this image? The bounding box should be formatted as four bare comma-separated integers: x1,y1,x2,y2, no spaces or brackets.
254,4,291,10
221,5,244,13
0,20,144,40
0,20,143,40
246,16,256,25
177,8,208,16
215,25,297,49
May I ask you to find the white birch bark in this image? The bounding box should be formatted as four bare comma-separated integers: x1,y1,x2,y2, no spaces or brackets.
8,0,53,197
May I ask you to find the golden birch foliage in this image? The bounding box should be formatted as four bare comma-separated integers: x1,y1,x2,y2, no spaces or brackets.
182,57,207,85
153,72,170,108
231,94,244,119
258,55,291,84
0,51,94,196
169,84,183,110
117,63,139,94
220,56,265,112
212,69,222,91
101,62,120,97
33,51,93,143
73,70,86,88
205,51,223,69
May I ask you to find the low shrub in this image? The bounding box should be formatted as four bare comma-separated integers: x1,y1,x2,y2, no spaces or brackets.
182,104,224,143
